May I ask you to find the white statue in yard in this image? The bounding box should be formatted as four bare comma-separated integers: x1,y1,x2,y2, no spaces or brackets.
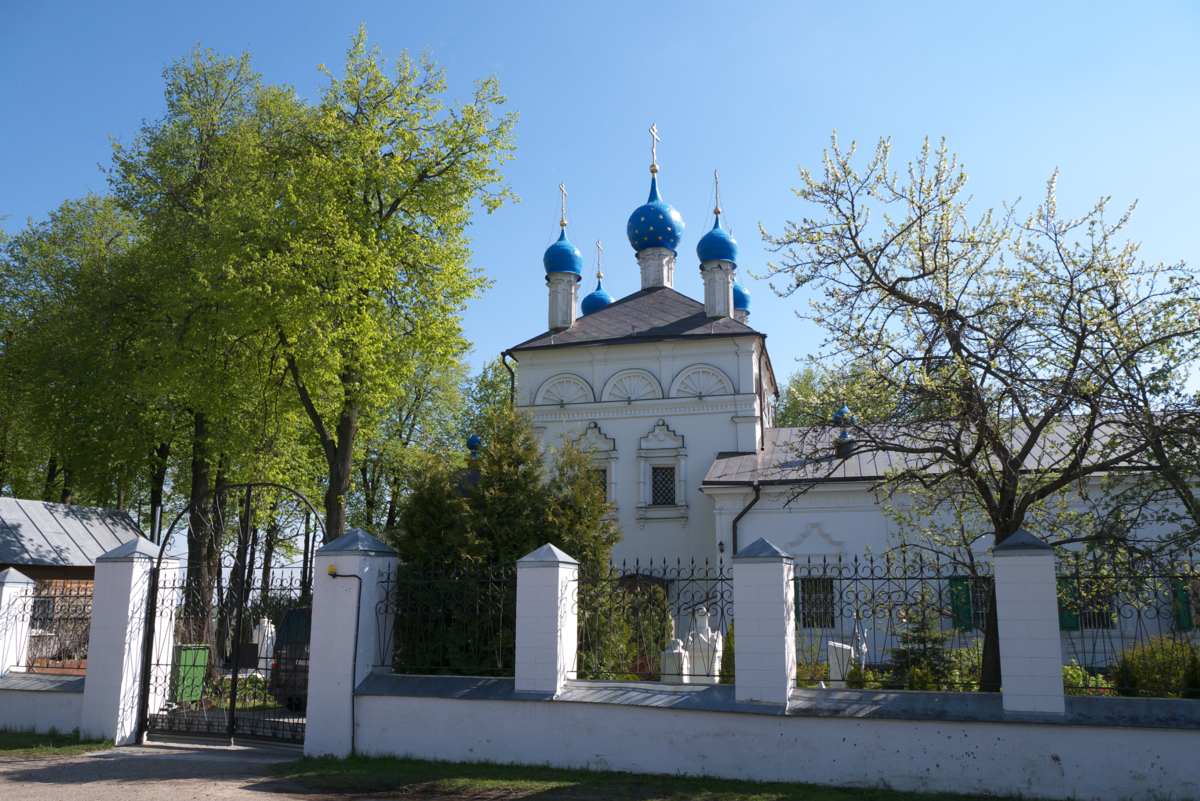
660,638,689,684
685,606,723,685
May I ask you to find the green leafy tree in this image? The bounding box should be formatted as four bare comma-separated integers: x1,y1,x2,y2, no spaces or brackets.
761,134,1200,691
776,362,896,428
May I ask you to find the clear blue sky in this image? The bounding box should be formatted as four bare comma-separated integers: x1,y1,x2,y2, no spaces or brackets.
3,1,1198,382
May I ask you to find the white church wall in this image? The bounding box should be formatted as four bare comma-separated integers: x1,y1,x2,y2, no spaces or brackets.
517,336,769,567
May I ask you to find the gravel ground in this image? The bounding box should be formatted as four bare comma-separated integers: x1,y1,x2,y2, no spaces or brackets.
0,740,322,800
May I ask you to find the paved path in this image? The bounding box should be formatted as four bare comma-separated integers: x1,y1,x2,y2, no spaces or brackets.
0,740,324,800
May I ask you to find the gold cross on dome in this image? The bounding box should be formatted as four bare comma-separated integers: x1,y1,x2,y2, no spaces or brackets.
558,183,568,228
649,123,660,173
714,169,722,216
596,239,604,278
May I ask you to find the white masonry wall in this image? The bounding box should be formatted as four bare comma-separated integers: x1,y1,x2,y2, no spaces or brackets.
353,693,1197,801
0,687,83,733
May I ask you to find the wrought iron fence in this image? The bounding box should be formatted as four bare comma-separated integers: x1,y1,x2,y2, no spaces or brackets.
573,559,733,682
1058,552,1200,698
376,562,516,677
18,582,93,674
790,554,993,692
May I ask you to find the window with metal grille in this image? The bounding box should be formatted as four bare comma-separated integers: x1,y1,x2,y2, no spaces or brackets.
650,466,675,506
592,469,608,499
798,578,835,629
1057,577,1115,630
948,576,992,632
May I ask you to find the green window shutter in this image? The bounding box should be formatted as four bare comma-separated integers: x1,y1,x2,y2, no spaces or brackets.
948,576,972,631
1172,577,1193,632
1057,576,1080,631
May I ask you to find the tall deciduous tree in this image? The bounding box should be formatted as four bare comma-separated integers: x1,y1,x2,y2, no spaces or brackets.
761,135,1200,690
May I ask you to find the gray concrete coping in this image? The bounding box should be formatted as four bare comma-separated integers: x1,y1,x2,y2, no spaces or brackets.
0,673,85,693
354,674,1200,730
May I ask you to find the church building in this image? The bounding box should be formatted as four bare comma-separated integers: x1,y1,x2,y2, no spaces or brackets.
503,144,893,568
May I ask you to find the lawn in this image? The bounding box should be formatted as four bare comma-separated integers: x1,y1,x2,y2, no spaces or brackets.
273,754,1009,801
0,728,112,759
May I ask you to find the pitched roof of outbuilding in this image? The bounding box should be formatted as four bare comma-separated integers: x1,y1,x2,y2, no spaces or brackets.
0,498,144,568
508,286,760,353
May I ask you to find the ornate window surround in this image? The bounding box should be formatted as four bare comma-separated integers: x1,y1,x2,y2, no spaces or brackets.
601,369,664,403
534,373,595,406
578,422,617,513
668,363,735,398
636,419,687,528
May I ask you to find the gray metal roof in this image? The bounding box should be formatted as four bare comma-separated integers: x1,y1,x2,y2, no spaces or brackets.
0,498,144,568
704,421,1133,487
703,427,907,486
509,287,760,352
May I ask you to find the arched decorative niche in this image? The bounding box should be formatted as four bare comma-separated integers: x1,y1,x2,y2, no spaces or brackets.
534,373,595,406
669,363,734,398
601,369,663,403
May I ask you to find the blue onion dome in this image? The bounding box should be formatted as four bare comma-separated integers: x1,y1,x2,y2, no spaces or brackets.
831,403,855,427
732,276,751,311
543,228,583,276
581,276,615,316
626,176,684,252
466,434,483,455
696,213,738,264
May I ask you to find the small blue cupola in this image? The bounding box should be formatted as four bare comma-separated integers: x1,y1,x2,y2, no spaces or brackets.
626,175,685,252
581,240,615,316
832,402,855,427
697,213,738,265
544,228,583,277
732,276,751,312
581,278,614,315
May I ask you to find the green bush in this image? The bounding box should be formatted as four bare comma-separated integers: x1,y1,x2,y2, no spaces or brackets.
1184,651,1200,700
1112,636,1198,698
718,622,734,684
1063,659,1114,696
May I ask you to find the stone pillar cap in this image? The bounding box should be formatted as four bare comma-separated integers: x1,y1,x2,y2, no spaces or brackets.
0,567,35,585
317,527,397,557
993,528,1052,554
517,543,578,566
733,537,793,563
96,537,170,562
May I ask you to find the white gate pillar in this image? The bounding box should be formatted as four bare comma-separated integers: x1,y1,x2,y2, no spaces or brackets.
993,529,1064,715
305,528,398,758
80,539,178,745
515,544,578,695
0,568,35,675
732,537,796,707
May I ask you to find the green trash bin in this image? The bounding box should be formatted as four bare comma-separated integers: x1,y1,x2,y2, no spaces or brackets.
170,645,209,705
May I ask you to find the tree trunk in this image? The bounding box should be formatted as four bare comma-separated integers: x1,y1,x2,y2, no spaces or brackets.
978,584,1002,692
301,510,312,599
42,455,61,502
323,404,358,542
360,461,376,531
282,340,359,545
259,514,278,608
183,412,213,645
148,442,171,543
218,487,253,663
384,471,401,532
59,468,75,505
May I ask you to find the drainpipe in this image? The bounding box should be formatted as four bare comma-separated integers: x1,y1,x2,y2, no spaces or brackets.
501,351,517,407
730,483,761,556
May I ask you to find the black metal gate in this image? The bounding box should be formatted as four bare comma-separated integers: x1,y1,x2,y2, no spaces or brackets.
137,483,324,744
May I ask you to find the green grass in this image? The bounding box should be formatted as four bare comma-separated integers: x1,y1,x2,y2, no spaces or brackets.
0,727,112,759
272,754,1016,801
